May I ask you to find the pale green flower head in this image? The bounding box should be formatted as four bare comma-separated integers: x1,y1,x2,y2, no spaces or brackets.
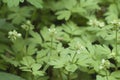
110,19,120,27
99,59,110,70
109,52,116,58
48,24,57,37
88,19,105,27
21,20,34,31
8,30,22,41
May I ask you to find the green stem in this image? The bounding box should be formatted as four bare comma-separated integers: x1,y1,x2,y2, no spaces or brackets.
67,72,71,80
50,37,53,60
115,26,118,55
59,69,63,80
43,37,53,72
31,72,34,80
22,30,29,56
25,30,29,39
105,69,109,80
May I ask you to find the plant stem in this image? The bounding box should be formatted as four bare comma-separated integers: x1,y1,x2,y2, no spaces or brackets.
59,69,63,80
105,69,109,80
50,37,53,60
25,30,29,39
31,72,34,80
67,72,71,80
43,37,53,72
115,26,118,55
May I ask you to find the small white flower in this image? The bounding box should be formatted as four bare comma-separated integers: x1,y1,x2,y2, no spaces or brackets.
26,20,31,24
109,52,116,58
110,20,118,25
98,22,105,27
99,65,104,70
88,19,105,27
101,59,105,64
48,28,56,33
48,27,57,37
75,42,85,50
88,19,98,26
99,59,110,70
17,33,22,37
8,30,22,41
110,19,120,26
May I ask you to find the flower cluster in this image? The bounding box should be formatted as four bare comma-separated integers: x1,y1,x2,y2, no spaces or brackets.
8,30,22,41
21,20,34,31
109,52,116,58
48,25,57,37
99,59,110,70
110,19,120,27
75,42,85,50
88,19,105,27
48,28,56,33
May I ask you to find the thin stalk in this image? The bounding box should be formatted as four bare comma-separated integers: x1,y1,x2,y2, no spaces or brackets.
50,37,53,60
21,30,29,58
25,30,29,39
23,29,29,56
43,37,53,72
67,72,71,80
115,25,118,70
31,70,34,80
115,26,118,55
59,69,63,80
105,69,109,80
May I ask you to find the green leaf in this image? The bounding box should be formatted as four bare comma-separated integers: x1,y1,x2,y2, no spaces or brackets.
80,0,100,10
0,19,15,31
26,43,37,55
94,45,111,59
31,63,42,71
65,64,77,72
76,45,92,66
63,0,77,9
108,76,117,80
31,63,44,76
0,72,25,80
62,21,79,35
111,71,120,78
49,59,65,68
1,55,19,67
27,0,43,8
3,0,24,7
29,31,42,44
96,75,117,80
36,49,48,64
105,4,119,22
56,10,71,20
7,7,33,24
72,0,100,18
96,75,106,80
20,56,35,67
12,38,26,53
32,71,44,76
48,0,77,10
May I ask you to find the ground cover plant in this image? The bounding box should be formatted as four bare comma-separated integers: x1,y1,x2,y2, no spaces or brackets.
1,0,120,80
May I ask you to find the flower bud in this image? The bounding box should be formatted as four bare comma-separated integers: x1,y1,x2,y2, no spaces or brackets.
21,20,34,31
